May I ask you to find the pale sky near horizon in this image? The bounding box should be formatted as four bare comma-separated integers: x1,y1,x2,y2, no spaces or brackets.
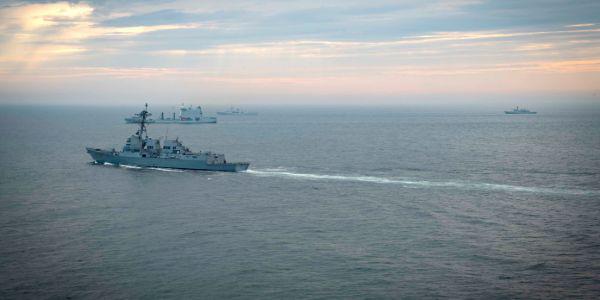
0,0,599,106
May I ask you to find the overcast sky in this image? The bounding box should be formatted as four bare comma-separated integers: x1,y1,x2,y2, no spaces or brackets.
1,0,599,106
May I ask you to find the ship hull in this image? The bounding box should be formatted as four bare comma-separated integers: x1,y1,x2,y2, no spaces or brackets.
217,112,258,116
86,148,249,172
125,118,217,124
504,111,537,114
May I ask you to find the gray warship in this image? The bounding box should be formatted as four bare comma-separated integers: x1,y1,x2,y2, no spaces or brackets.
87,104,249,172
217,106,258,116
505,106,537,114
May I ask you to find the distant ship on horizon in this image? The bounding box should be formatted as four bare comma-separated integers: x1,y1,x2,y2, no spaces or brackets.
505,106,537,114
217,106,258,116
125,104,217,124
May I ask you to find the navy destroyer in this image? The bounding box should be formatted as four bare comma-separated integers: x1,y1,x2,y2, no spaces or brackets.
505,106,537,114
88,104,249,172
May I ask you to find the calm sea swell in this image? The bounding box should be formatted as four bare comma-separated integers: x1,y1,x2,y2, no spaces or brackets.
1,106,599,299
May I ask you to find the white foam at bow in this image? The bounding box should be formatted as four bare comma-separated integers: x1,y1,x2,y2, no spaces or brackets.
119,164,142,169
147,167,185,173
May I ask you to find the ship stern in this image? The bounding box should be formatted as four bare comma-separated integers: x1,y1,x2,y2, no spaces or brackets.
234,162,250,172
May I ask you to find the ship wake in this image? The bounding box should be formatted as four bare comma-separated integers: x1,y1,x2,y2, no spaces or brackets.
246,169,597,196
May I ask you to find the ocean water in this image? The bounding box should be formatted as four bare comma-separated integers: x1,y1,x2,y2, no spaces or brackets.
0,105,599,299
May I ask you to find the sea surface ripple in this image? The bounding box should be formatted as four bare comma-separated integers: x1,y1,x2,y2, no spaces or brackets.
1,106,599,299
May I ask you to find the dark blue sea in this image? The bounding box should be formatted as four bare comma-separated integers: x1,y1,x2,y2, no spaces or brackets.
1,105,599,299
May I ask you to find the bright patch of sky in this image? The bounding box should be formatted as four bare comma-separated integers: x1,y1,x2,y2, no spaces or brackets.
0,0,599,105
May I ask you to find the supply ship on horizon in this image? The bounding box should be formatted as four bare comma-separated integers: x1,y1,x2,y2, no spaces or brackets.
89,104,249,172
125,104,217,124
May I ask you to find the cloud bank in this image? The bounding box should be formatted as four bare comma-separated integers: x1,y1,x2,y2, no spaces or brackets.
0,0,599,105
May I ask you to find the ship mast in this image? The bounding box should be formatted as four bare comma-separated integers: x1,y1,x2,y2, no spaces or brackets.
138,103,151,139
